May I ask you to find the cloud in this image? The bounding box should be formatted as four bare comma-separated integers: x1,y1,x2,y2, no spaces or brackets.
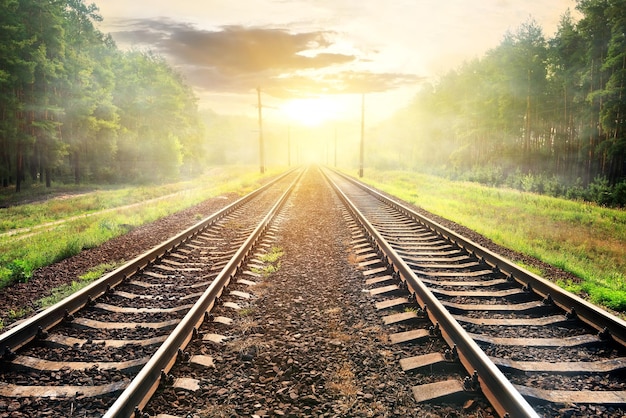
109,18,423,98
262,71,426,98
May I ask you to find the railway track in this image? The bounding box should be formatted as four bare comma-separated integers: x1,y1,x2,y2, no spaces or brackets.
324,168,626,417
1,166,625,417
0,168,302,417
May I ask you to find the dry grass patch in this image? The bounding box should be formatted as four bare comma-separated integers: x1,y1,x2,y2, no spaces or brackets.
236,315,260,335
377,333,390,344
326,362,359,397
363,325,389,344
249,279,272,298
378,349,396,366
323,307,354,344
325,307,342,316
221,219,244,230
329,330,353,344
225,336,271,357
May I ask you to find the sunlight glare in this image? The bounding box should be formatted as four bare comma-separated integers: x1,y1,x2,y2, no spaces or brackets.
280,96,342,126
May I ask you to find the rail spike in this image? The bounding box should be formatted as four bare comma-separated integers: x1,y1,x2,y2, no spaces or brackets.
444,345,458,362
566,307,578,320
134,406,149,418
160,370,174,386
542,294,554,305
463,370,480,392
429,323,441,337
2,346,16,362
177,348,191,364
598,327,611,341
415,304,428,319
36,326,49,341
63,310,74,323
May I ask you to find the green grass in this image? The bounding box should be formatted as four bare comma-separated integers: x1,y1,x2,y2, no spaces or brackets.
2,307,32,328
252,246,284,277
354,169,626,312
0,262,124,330
0,166,287,289
0,167,281,234
77,262,122,282
35,262,123,309
260,246,285,264
238,307,255,317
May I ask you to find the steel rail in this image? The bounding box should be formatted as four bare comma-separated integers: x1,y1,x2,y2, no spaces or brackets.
103,168,304,418
329,169,626,347
0,169,296,358
323,168,538,418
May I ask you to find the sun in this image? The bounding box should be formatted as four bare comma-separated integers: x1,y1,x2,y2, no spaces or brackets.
280,96,342,127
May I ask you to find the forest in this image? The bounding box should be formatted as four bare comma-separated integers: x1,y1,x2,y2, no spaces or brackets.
2,0,626,208
0,0,206,191
371,0,626,206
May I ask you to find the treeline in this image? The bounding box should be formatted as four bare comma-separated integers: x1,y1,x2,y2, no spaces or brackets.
372,0,626,206
0,0,205,192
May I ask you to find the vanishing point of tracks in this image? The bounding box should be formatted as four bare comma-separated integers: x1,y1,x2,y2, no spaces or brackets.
1,166,625,417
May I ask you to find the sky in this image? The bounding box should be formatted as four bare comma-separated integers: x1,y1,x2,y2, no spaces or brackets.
95,0,579,127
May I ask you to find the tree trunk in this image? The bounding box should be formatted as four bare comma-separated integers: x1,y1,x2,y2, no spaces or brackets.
45,167,51,187
15,147,22,193
74,152,80,184
525,68,532,170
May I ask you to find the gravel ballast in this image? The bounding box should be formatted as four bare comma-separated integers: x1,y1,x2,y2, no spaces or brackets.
144,168,490,417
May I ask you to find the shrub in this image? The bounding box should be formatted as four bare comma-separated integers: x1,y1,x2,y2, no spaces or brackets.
610,181,626,207
588,176,612,206
504,168,524,190
521,173,535,193
2,259,30,286
543,175,563,197
564,178,586,201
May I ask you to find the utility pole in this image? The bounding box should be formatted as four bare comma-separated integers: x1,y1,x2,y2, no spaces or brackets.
297,136,301,164
288,126,291,167
257,86,265,174
359,93,365,178
334,125,337,167
326,140,329,165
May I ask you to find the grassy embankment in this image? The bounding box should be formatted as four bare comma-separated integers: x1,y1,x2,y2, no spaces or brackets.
354,169,626,312
0,166,286,291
